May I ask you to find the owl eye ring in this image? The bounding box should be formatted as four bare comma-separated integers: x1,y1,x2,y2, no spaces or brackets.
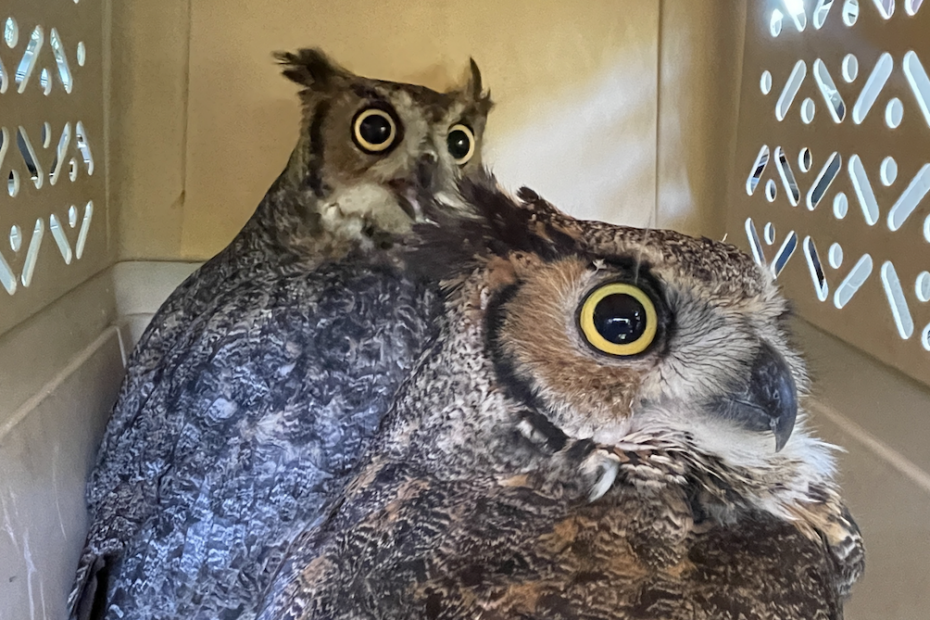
578,282,658,356
447,123,476,165
352,108,398,154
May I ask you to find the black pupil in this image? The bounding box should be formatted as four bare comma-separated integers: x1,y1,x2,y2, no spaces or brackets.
592,293,647,345
447,129,472,160
359,114,392,145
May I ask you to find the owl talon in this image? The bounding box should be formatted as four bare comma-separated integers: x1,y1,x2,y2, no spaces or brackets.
582,448,621,502
515,413,621,501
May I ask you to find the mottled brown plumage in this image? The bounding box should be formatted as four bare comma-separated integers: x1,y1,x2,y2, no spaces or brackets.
255,172,863,620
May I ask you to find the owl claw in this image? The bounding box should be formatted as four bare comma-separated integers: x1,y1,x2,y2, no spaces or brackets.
515,413,622,501
582,448,621,502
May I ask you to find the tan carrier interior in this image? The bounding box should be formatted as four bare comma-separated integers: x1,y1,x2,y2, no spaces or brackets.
1,1,928,617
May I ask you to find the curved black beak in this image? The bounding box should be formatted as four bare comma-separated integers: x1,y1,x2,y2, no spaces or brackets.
716,342,798,452
389,153,441,222
416,151,438,189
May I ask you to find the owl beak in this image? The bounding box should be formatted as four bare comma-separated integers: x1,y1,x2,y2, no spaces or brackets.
386,153,443,223
416,152,439,189
388,154,445,223
717,342,798,452
390,181,422,221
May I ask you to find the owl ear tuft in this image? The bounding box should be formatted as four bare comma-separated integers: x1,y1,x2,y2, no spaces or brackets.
465,58,494,114
274,48,350,91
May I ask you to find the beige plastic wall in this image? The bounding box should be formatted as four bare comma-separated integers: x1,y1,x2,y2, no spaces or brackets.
112,0,746,262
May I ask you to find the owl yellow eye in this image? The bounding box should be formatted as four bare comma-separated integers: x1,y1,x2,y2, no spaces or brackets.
353,108,398,153
579,282,658,356
447,123,476,165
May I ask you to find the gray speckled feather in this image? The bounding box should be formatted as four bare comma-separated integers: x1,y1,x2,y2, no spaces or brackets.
67,47,492,620
69,187,439,620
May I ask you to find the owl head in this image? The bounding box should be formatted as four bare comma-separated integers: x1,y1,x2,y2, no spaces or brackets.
395,171,855,538
272,48,493,244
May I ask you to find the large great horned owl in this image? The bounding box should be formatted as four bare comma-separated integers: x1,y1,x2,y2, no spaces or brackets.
67,49,492,620
256,174,864,620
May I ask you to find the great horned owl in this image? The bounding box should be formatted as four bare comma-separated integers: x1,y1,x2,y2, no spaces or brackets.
255,173,864,620
67,49,492,620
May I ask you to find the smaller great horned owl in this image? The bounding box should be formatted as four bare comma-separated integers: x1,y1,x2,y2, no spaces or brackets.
256,173,864,620
269,48,493,254
68,50,491,620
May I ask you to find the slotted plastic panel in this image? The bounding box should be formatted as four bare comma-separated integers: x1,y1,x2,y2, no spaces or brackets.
729,0,930,387
0,0,106,337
